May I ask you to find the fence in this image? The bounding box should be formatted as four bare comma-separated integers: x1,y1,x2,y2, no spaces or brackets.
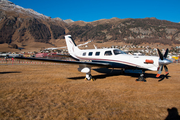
0,58,68,65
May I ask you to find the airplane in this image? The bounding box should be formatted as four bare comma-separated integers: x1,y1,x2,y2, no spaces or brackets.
0,53,23,58
12,35,172,82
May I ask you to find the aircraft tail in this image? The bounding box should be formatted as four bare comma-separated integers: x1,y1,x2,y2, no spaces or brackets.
65,35,80,58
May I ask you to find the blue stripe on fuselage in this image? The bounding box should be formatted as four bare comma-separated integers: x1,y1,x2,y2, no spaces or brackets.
92,60,149,71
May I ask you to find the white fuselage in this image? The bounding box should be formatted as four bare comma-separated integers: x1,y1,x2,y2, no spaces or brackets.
65,35,159,71
72,48,159,71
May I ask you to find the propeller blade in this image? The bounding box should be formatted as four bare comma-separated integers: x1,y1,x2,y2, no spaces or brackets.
163,48,169,58
157,48,163,60
156,65,163,77
164,65,169,75
157,48,171,78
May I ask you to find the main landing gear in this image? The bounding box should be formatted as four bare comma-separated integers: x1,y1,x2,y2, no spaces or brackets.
84,73,95,81
78,66,95,81
136,71,146,82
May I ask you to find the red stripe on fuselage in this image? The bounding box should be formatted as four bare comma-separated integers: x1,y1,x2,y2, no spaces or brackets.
74,55,141,68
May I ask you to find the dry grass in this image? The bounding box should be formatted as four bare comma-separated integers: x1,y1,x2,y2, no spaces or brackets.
0,63,180,120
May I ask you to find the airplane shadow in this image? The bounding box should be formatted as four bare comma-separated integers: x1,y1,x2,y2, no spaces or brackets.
67,68,171,81
0,71,21,74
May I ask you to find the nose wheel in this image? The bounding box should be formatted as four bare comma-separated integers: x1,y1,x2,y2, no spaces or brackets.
136,71,146,82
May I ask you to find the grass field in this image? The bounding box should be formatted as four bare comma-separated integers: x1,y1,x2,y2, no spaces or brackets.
0,63,180,120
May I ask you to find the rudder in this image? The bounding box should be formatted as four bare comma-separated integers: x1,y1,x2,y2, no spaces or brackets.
65,35,80,57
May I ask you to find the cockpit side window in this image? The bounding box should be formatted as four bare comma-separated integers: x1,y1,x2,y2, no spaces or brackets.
104,51,112,56
88,52,93,56
82,52,86,56
113,49,126,55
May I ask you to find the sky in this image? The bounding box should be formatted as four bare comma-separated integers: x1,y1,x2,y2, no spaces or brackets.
10,0,180,23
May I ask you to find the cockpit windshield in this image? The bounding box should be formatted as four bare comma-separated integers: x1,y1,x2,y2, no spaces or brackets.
113,49,126,55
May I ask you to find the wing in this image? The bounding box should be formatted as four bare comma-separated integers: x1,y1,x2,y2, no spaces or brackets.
52,54,71,57
14,57,112,67
52,54,78,61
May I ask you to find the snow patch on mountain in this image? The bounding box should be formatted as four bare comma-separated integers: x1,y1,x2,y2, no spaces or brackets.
0,0,49,20
64,19,74,24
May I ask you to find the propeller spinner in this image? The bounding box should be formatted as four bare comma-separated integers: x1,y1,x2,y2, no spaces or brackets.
156,48,172,77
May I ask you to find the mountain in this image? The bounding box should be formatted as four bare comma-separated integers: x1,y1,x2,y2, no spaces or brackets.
0,0,67,45
68,17,180,45
0,0,180,51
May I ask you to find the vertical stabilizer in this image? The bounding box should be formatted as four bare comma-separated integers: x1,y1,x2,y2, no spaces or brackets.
65,35,80,58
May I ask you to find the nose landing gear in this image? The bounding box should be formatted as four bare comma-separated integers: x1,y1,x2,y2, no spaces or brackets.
136,71,146,82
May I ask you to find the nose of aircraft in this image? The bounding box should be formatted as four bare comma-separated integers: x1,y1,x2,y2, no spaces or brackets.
156,48,172,78
159,59,172,65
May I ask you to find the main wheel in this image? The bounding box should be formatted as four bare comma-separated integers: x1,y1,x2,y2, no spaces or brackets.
136,76,146,82
91,78,95,81
85,76,91,81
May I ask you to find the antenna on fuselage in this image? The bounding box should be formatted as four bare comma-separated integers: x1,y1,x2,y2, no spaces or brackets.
93,45,97,49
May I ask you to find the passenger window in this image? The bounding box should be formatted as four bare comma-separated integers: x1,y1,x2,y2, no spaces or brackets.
88,52,93,56
104,51,112,56
95,52,100,56
82,52,86,56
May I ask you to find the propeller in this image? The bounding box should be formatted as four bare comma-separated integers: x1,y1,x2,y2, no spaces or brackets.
156,48,172,77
